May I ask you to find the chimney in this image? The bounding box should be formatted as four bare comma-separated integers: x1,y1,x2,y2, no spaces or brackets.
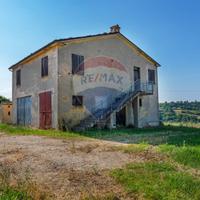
110,24,120,33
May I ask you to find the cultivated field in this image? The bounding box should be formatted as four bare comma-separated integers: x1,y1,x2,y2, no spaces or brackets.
0,124,200,199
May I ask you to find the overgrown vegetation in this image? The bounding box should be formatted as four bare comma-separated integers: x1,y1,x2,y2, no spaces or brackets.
0,95,10,104
0,163,41,200
0,123,84,139
83,125,200,145
111,162,200,200
160,101,200,123
1,123,200,199
159,144,200,169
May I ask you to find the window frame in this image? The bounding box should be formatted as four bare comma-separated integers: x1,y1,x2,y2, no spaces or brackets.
41,56,48,77
148,69,156,84
72,54,84,75
16,69,21,87
72,95,83,107
134,66,141,81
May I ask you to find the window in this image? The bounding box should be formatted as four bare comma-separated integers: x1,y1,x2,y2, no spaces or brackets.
134,67,140,81
148,69,155,84
8,111,10,116
139,98,142,107
16,69,21,86
72,54,84,75
41,56,48,77
72,95,83,106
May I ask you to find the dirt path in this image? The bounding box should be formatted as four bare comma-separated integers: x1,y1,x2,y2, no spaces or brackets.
0,133,140,199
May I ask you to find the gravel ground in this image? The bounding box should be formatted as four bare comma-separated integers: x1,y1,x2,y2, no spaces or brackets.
0,133,140,199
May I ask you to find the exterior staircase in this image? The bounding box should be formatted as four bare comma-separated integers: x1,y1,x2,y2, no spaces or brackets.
73,80,153,131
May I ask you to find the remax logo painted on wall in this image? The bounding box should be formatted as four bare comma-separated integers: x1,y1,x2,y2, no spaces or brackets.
73,56,131,113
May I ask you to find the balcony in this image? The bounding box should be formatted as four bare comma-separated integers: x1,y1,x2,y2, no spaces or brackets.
134,80,153,95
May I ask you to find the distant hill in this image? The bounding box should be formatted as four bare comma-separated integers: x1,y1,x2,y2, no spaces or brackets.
0,96,11,104
160,101,200,123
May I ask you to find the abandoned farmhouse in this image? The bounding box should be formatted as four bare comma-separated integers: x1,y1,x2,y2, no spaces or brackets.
9,25,160,130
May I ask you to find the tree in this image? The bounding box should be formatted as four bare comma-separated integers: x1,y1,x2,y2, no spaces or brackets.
0,96,10,104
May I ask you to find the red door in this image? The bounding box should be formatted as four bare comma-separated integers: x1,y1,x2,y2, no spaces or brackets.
39,91,52,129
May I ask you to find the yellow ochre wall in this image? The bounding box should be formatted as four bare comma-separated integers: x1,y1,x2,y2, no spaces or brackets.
0,103,12,124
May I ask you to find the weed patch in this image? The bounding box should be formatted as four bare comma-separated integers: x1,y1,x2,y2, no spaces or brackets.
111,162,200,200
0,124,84,140
159,144,200,169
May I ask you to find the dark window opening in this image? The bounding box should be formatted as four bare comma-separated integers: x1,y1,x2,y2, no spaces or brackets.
139,99,142,107
148,69,155,84
16,69,21,86
41,56,48,77
8,111,10,116
72,54,84,75
134,66,140,81
72,96,83,106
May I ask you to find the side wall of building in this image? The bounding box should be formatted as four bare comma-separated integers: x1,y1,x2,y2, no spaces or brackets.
0,103,12,124
57,36,159,128
12,48,59,129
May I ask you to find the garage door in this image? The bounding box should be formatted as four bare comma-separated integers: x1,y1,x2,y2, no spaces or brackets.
17,96,32,126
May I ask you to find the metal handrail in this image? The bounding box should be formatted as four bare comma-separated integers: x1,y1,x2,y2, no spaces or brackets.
74,80,154,129
88,80,153,120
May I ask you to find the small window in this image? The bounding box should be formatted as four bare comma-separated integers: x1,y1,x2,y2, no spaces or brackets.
148,69,155,84
139,98,142,107
72,54,84,75
72,95,83,106
8,111,10,116
41,56,48,77
16,69,21,86
134,66,140,81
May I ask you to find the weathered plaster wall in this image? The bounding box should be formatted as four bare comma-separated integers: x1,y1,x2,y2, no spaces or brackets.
0,103,12,124
138,68,159,127
57,36,159,128
12,48,58,128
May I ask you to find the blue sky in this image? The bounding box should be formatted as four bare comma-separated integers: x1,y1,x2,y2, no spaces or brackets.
0,0,200,102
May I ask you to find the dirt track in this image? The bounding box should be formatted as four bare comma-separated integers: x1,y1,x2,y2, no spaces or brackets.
0,133,141,199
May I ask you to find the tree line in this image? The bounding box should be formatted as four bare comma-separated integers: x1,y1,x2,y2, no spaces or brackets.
160,101,200,123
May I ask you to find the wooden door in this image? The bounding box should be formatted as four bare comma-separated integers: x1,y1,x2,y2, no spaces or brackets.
39,91,52,129
17,96,32,126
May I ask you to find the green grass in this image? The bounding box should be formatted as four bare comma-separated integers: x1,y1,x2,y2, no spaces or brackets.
1,123,200,199
164,122,200,128
82,125,200,145
2,123,200,146
0,123,84,139
0,187,31,200
111,162,200,200
84,125,200,136
159,144,200,169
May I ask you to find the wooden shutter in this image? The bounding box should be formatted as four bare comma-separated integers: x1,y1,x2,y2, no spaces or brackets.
79,55,84,75
72,54,84,75
72,54,77,74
